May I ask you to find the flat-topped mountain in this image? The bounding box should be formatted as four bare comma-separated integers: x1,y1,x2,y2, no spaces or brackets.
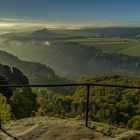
31,28,58,39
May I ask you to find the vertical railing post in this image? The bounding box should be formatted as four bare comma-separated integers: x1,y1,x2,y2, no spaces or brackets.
86,84,90,127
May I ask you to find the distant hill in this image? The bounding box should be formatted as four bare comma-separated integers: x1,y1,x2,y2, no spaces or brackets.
0,28,61,40
2,27,140,39
30,28,57,39
52,27,140,38
80,27,140,37
34,42,140,77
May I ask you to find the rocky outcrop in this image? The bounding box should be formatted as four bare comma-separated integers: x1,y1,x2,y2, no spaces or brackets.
117,130,140,140
0,64,28,99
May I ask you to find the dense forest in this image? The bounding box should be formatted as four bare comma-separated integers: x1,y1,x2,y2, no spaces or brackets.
1,74,140,130
35,75,140,130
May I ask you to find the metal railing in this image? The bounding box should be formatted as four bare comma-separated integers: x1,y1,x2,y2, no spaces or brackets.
0,83,140,128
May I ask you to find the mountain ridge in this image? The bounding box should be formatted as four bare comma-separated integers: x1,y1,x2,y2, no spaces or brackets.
0,50,66,85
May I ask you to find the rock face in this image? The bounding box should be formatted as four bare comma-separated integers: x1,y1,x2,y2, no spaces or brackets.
0,116,140,140
117,130,140,140
10,67,29,84
0,116,114,140
0,64,28,99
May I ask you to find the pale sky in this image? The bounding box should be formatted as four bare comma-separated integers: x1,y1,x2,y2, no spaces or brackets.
0,0,140,31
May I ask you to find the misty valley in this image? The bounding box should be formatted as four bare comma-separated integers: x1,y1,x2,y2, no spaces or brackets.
1,28,140,77
0,27,140,139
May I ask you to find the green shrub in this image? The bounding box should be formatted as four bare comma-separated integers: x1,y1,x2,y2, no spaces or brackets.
10,88,37,119
35,107,46,116
0,93,12,123
128,115,140,130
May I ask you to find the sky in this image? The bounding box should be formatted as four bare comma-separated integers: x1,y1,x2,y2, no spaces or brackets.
0,0,140,30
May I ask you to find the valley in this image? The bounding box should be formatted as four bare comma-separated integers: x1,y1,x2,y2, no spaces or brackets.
1,28,140,77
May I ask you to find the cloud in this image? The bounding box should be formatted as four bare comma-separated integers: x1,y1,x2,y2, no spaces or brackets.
0,18,116,32
0,18,25,22
0,20,87,30
0,22,15,27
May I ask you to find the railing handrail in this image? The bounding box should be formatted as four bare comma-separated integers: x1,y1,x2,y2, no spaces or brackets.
0,83,140,89
0,83,140,128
